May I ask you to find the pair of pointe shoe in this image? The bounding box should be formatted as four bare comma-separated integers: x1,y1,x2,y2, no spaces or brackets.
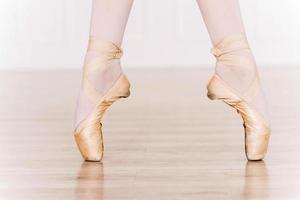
74,34,270,162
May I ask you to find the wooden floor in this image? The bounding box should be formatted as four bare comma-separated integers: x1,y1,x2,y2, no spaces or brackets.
0,68,300,200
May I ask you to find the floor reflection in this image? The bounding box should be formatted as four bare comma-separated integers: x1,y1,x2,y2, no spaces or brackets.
243,161,269,200
75,162,104,199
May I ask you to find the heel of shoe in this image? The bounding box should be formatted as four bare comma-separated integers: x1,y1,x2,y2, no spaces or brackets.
206,75,239,101
103,74,131,101
118,74,131,98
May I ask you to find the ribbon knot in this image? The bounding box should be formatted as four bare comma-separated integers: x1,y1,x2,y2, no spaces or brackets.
210,47,223,57
88,37,123,60
112,48,123,59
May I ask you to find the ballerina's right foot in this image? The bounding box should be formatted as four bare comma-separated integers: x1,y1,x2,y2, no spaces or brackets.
206,34,270,161
74,37,131,162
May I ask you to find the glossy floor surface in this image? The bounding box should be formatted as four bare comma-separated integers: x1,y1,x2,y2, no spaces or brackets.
0,68,299,200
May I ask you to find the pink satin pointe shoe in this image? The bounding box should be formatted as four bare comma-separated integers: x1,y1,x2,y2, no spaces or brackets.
74,38,130,162
206,34,270,161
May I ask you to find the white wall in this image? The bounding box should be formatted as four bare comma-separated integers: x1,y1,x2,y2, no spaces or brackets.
0,0,299,69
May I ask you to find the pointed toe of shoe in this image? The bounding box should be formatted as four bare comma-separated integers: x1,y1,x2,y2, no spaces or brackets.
246,153,265,161
84,153,103,162
74,128,104,162
245,127,270,161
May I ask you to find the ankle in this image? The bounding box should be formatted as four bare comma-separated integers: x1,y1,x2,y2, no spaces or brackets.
210,34,261,95
215,48,258,78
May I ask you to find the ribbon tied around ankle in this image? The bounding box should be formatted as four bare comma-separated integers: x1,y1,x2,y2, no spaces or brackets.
88,37,123,60
210,34,251,61
209,34,261,103
82,37,124,104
